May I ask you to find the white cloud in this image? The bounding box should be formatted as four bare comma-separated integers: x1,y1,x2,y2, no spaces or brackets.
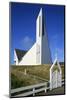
21,36,34,50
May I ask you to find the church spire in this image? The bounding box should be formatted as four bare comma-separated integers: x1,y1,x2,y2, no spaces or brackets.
36,8,52,64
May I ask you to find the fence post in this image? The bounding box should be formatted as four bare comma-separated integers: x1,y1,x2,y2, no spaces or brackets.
44,83,47,93
33,88,35,96
24,69,27,75
45,88,47,93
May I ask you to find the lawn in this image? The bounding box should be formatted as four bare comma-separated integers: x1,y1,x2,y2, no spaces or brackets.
11,64,65,89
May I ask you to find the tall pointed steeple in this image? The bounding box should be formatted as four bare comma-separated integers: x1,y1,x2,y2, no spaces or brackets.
36,8,52,64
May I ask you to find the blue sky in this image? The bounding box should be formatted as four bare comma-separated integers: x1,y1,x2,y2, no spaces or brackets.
10,2,65,64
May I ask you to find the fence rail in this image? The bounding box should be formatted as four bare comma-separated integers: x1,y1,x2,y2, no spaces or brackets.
11,82,49,97
11,79,64,97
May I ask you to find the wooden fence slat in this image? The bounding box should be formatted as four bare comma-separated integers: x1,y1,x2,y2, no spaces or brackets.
11,82,47,94
11,79,64,97
12,87,49,97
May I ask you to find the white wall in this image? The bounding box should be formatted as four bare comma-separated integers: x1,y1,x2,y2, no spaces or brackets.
36,8,52,64
36,8,42,64
19,43,37,65
14,50,18,65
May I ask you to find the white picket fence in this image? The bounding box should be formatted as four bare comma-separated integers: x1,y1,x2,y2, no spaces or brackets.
11,79,64,97
11,82,49,97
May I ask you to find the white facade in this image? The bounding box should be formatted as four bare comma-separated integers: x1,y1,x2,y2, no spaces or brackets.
19,43,36,65
14,50,18,65
14,8,52,65
36,8,52,64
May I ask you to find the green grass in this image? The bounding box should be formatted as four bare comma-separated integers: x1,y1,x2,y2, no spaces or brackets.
11,73,24,89
11,64,65,89
11,69,44,89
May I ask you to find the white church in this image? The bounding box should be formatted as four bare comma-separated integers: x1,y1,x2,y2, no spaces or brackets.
14,8,52,65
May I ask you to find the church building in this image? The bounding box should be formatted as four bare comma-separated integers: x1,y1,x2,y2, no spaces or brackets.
14,8,52,65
